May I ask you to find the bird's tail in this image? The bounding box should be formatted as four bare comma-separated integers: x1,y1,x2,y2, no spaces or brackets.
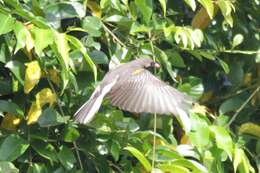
74,78,118,124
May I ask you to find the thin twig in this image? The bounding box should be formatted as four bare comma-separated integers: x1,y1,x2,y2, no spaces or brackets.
149,31,157,172
226,86,260,127
102,23,126,47
73,141,84,170
44,70,84,170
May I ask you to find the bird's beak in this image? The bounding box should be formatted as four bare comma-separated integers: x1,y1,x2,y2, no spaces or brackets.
154,62,160,68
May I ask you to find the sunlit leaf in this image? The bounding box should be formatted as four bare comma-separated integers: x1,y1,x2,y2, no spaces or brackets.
87,0,102,18
27,101,42,125
35,88,56,107
24,61,41,94
124,146,152,172
0,13,15,35
5,61,25,85
197,0,214,19
210,126,233,160
232,34,244,48
239,123,260,138
184,0,196,11
135,0,153,24
0,161,19,173
32,27,54,55
158,0,166,16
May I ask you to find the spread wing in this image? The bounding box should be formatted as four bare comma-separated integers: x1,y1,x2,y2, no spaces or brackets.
107,69,193,116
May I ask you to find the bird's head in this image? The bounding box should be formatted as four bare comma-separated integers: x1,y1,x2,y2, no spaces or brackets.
136,58,160,69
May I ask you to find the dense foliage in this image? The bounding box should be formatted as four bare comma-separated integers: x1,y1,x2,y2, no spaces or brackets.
0,0,259,172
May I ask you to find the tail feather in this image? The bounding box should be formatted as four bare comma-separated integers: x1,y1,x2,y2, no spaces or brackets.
74,77,119,124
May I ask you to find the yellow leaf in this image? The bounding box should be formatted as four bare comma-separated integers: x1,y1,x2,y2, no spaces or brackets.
87,1,102,18
48,69,60,85
24,61,41,94
27,101,42,125
243,73,252,86
0,113,21,131
36,88,56,107
239,123,260,138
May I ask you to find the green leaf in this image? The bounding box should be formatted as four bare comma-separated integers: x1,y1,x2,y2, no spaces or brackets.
184,0,196,11
166,50,186,68
0,100,24,117
66,35,97,81
89,50,109,64
62,125,80,142
27,163,49,173
38,108,65,127
124,146,152,172
31,140,58,162
5,60,25,85
0,161,19,173
197,0,214,19
110,140,120,161
32,27,54,55
0,13,15,35
178,76,204,99
135,0,153,24
218,58,230,74
234,147,255,173
210,126,233,160
232,34,244,48
57,146,76,170
219,97,244,115
0,134,29,161
13,22,28,53
158,0,166,16
82,16,102,37
158,164,190,173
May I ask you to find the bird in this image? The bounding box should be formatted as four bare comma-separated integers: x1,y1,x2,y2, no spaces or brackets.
74,58,193,131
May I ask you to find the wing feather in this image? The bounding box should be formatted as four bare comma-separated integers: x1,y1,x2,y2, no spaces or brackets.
107,70,193,115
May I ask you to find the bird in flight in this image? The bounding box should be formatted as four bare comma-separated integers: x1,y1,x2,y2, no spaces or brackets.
74,58,193,132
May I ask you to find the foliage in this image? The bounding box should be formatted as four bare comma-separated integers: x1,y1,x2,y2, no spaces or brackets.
0,0,259,172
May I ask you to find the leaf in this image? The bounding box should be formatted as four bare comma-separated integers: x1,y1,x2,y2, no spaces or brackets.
27,101,42,125
27,163,48,173
178,76,204,99
239,123,260,138
0,100,24,117
234,147,255,173
57,146,76,170
158,164,190,173
0,13,15,35
135,0,153,24
210,126,233,160
0,134,29,161
35,88,56,107
31,140,58,162
166,50,186,68
124,146,151,172
62,125,80,142
32,27,54,55
0,161,19,173
38,108,65,127
89,50,109,64
111,140,120,161
158,0,166,16
66,35,97,81
5,61,25,85
218,58,230,74
0,113,22,131
82,16,102,37
184,0,196,11
87,0,102,18
219,97,244,115
192,7,211,29
24,61,41,94
13,22,31,53
232,34,244,48
197,0,214,19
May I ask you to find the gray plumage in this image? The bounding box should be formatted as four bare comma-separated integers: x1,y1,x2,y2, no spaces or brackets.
74,58,193,128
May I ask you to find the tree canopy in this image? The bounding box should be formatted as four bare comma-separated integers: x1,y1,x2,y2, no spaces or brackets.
0,0,259,172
